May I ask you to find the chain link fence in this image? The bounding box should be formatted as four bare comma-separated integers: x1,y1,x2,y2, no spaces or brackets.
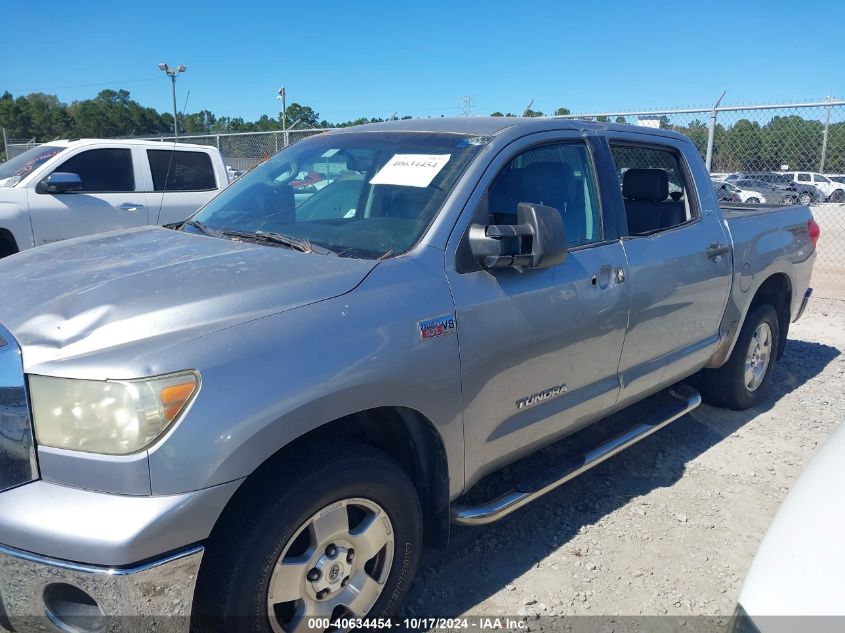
4,138,39,160
137,129,330,172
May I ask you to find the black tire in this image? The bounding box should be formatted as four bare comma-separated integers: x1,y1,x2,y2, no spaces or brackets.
192,438,423,633
830,189,845,203
0,232,18,259
697,304,780,410
782,195,796,205
799,192,812,206
746,197,760,204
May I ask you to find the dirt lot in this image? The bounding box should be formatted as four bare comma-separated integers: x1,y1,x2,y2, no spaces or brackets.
404,296,845,623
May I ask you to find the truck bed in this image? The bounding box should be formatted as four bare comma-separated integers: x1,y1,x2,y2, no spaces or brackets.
720,202,807,220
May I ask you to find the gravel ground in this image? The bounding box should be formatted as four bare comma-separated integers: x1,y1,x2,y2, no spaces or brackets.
403,296,845,622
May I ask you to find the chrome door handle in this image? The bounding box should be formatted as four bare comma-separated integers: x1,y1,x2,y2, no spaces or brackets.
591,266,624,289
118,202,145,211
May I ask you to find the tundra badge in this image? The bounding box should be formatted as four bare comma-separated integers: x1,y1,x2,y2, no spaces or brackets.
516,384,568,409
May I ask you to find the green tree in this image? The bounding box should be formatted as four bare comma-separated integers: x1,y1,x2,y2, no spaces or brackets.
284,103,319,129
554,107,571,116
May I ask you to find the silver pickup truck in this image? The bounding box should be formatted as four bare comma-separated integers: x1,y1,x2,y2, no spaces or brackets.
0,117,817,633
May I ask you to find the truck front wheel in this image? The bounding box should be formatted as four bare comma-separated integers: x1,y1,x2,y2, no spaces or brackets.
698,304,780,410
193,439,422,633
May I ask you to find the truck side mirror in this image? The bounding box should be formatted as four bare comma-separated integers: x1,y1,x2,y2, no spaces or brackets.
469,202,568,270
42,172,82,194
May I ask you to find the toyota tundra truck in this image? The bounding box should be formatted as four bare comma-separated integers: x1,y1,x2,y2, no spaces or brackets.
0,117,817,633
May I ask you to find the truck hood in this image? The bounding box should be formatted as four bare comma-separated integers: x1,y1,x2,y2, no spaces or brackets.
0,226,378,372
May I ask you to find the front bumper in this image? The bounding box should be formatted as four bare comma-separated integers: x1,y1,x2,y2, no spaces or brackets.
0,543,203,633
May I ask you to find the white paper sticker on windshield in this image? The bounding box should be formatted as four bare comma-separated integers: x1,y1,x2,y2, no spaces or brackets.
369,154,451,188
321,148,340,158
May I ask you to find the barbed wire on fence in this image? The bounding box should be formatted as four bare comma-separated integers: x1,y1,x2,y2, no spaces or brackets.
558,98,845,176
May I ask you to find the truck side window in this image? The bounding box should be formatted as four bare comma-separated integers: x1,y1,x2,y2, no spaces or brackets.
147,150,216,191
485,142,602,247
54,148,134,193
610,144,696,236
797,173,810,182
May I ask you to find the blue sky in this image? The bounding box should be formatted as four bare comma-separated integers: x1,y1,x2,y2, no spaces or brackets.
2,0,842,123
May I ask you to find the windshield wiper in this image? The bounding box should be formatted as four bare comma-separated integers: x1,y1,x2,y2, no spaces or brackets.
220,229,336,256
180,220,218,237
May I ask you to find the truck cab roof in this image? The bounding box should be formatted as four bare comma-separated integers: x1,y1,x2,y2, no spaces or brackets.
330,115,695,143
45,137,217,152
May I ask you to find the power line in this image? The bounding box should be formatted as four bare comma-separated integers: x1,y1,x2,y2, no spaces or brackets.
6,76,161,92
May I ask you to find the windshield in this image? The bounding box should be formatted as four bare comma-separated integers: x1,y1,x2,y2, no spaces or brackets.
0,145,65,187
189,131,487,259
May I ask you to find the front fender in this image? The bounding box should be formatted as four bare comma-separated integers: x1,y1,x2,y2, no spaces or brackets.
0,196,34,251
146,252,465,499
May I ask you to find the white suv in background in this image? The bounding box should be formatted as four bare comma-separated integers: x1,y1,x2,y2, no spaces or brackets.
781,171,845,202
0,139,228,257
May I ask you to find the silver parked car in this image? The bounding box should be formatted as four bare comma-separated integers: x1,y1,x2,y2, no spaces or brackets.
731,178,794,204
726,172,822,205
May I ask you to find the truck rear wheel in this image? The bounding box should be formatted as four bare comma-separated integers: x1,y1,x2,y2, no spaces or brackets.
697,304,780,410
193,439,422,633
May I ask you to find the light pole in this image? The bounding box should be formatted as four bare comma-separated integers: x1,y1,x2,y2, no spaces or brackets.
159,63,187,138
276,87,287,147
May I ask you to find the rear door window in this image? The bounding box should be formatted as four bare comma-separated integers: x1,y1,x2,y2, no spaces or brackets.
147,149,217,191
610,144,697,236
53,148,134,192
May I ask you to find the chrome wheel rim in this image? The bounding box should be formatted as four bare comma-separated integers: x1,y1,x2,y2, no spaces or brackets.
267,498,394,633
744,322,772,392
800,193,811,205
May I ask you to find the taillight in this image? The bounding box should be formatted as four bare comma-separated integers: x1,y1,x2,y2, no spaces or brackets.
808,218,820,247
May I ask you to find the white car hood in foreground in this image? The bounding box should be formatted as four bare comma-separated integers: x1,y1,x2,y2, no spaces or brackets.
739,421,845,618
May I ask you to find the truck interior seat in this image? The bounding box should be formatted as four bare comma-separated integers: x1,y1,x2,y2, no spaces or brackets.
489,162,584,245
622,168,685,234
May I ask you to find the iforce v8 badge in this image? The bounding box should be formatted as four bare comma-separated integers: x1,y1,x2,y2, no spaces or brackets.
418,315,456,341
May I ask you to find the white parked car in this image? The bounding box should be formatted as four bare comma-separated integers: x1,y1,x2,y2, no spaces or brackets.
0,139,228,257
732,422,845,632
720,180,768,203
781,171,845,202
226,165,245,181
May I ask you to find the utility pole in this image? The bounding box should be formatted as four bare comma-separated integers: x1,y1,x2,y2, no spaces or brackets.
705,90,726,173
458,95,475,117
158,63,187,138
277,87,288,147
2,128,8,161
820,95,833,173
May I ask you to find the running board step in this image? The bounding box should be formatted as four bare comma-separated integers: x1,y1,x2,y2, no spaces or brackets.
450,383,702,526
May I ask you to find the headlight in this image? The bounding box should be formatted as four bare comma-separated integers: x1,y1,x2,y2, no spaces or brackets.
29,371,199,455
